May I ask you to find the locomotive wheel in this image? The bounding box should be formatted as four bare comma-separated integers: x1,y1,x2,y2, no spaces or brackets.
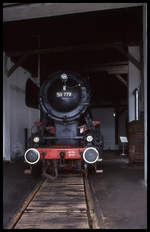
31,162,43,179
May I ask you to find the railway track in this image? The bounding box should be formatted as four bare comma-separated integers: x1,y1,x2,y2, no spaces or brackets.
6,172,100,229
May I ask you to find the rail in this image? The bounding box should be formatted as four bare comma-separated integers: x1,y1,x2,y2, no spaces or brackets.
6,173,100,229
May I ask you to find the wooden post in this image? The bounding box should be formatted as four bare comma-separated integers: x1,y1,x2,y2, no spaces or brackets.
143,4,147,185
115,116,118,145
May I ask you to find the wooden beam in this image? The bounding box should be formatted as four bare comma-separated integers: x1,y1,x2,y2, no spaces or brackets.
80,64,128,74
115,116,119,145
106,65,128,74
6,42,123,57
3,3,144,22
3,3,28,7
6,43,128,77
118,107,128,117
7,54,29,77
115,74,128,87
5,43,142,74
113,45,142,70
7,56,128,77
91,104,127,108
51,62,128,74
143,4,147,185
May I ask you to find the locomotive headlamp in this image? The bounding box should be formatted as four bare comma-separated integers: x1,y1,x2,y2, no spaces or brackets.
61,73,68,81
24,148,40,165
83,147,99,164
86,135,93,142
33,136,40,143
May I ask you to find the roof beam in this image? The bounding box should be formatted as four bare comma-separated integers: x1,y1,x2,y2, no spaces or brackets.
7,54,29,77
5,42,123,57
74,64,128,74
113,45,142,70
115,74,128,87
3,3,144,22
6,56,128,78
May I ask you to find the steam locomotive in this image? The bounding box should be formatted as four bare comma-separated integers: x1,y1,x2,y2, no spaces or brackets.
24,71,103,179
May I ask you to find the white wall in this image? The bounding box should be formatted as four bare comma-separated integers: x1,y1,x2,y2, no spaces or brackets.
118,110,128,146
91,107,119,150
3,53,40,160
128,46,141,122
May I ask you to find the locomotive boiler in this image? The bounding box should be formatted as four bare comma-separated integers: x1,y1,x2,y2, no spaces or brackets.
24,71,103,179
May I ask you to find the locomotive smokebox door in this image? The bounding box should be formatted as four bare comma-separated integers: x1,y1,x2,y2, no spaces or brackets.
39,71,90,122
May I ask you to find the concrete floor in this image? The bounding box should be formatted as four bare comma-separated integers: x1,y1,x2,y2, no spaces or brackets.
3,151,147,229
89,151,147,229
3,159,42,228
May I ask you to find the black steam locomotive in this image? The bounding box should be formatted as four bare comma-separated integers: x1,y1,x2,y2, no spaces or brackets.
24,71,103,179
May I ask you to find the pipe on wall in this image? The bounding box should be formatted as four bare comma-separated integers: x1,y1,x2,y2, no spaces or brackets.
133,88,139,121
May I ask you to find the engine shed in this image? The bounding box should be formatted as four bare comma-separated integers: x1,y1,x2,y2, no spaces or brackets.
3,3,147,229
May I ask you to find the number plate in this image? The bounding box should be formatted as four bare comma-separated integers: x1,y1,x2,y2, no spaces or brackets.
56,92,72,97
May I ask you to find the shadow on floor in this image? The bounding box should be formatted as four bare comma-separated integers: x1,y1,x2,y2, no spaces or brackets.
3,158,42,228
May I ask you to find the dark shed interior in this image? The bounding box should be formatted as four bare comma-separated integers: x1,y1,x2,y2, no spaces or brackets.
3,6,143,108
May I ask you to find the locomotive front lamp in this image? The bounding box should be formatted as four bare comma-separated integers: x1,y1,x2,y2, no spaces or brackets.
113,112,116,117
61,73,68,81
86,135,93,142
33,136,40,143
